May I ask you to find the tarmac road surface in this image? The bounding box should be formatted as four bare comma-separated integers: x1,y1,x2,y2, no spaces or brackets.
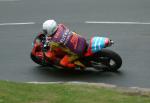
0,0,150,88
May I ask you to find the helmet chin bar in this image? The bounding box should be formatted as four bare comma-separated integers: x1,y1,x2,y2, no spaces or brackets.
43,30,53,37
43,30,47,35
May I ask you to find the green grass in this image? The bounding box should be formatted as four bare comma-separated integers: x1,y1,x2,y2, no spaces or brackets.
0,81,150,103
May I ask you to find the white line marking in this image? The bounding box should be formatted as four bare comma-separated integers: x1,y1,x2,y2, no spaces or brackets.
0,22,35,26
85,21,150,25
26,81,116,88
0,0,20,1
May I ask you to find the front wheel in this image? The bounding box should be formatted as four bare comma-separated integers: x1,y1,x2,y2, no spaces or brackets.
92,49,122,72
30,53,49,66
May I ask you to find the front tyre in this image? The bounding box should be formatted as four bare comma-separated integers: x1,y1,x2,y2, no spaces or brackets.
30,53,48,66
93,49,122,72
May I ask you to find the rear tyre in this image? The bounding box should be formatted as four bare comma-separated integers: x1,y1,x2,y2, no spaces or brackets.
93,49,122,72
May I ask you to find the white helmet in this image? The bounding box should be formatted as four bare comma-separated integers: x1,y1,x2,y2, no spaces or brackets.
42,20,57,36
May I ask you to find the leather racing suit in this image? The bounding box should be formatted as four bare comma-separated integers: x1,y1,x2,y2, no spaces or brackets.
45,24,87,68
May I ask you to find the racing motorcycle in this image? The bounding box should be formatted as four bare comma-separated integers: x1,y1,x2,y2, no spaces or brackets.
30,33,122,72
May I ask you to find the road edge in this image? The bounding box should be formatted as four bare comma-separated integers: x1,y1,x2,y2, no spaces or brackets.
27,81,150,97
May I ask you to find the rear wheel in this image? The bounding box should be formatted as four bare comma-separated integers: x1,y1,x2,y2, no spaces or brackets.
92,49,122,72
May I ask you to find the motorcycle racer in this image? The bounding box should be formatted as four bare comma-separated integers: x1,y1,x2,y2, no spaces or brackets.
40,19,88,68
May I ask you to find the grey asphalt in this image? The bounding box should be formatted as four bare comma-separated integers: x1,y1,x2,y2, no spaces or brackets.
0,0,150,88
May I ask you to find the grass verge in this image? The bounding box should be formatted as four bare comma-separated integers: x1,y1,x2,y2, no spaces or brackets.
0,80,150,103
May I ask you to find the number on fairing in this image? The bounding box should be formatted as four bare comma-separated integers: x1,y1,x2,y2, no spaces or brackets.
70,34,78,49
